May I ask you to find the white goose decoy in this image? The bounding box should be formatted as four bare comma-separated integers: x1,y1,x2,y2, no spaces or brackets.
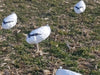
74,0,86,14
56,67,82,75
2,12,17,29
26,24,51,55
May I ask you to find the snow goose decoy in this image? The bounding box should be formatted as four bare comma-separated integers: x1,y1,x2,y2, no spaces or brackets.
2,12,17,29
74,0,86,14
56,67,82,75
26,24,51,55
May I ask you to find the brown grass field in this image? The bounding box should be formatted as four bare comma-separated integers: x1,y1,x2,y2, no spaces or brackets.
0,0,100,75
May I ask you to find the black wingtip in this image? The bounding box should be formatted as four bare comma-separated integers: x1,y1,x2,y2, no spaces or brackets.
75,6,79,9
28,33,31,38
3,20,6,24
28,33,41,38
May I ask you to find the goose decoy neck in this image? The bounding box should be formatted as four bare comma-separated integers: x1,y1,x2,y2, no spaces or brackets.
59,66,63,69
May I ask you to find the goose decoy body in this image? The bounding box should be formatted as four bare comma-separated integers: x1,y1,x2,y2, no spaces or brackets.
74,0,86,14
26,24,51,55
2,12,17,29
56,67,82,75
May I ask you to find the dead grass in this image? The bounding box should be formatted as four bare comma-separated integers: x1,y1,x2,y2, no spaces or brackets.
0,0,100,75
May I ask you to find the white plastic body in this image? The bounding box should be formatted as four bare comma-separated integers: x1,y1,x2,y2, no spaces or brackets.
26,25,51,44
74,0,86,14
2,12,17,29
